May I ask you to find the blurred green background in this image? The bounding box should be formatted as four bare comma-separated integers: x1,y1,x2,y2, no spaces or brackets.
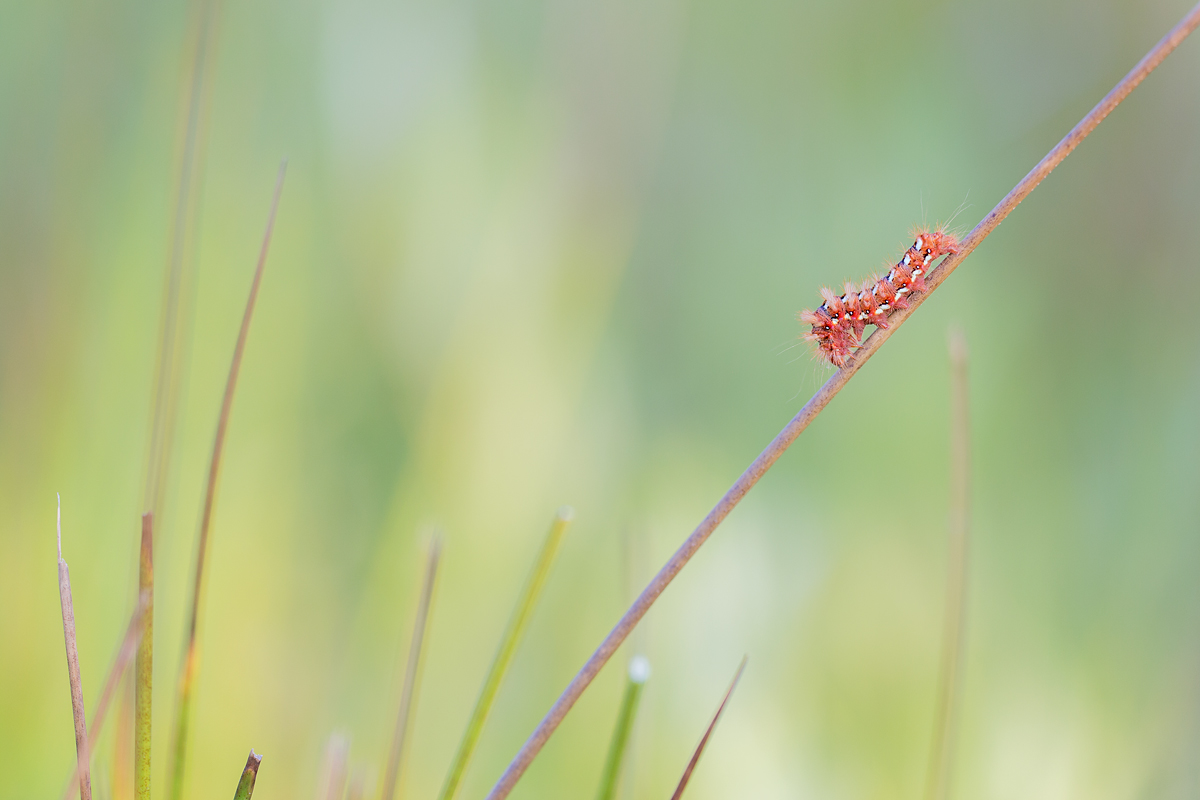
3,0,1200,797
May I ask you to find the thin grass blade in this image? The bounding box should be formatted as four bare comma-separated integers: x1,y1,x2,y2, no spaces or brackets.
923,328,972,800
141,5,223,793
232,750,262,800
594,656,650,800
62,591,151,800
381,536,442,800
57,496,92,800
143,0,222,519
669,657,746,800
167,161,287,800
134,512,153,800
438,507,573,800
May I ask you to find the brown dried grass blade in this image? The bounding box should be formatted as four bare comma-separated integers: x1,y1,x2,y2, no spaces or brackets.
57,496,92,800
141,5,223,791
669,657,747,800
167,161,287,800
381,536,442,800
62,591,151,800
143,0,222,519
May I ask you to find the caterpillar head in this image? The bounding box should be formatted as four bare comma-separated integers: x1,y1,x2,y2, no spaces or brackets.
913,228,960,262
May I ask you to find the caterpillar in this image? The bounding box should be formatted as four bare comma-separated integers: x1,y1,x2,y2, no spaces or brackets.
799,228,960,367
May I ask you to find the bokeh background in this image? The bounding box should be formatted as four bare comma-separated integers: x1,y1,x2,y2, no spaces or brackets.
3,0,1200,797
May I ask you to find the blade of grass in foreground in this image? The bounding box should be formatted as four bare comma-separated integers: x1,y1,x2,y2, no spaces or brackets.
142,4,224,792
232,750,262,800
318,733,350,800
57,496,92,800
482,7,1200,795
167,161,287,800
437,508,573,800
923,328,971,800
381,536,442,800
61,591,151,800
594,656,650,800
144,0,222,515
670,657,747,800
135,512,153,800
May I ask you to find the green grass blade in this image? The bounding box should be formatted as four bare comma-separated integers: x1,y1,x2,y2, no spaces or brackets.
437,507,573,800
593,656,649,800
232,750,262,800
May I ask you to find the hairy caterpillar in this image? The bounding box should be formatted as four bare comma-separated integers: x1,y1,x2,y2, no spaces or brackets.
800,228,960,367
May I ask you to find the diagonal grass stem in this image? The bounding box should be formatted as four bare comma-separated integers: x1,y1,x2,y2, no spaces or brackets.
483,5,1200,796
669,657,747,800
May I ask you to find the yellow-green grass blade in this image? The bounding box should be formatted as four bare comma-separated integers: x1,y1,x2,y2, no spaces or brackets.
437,508,573,800
593,656,649,800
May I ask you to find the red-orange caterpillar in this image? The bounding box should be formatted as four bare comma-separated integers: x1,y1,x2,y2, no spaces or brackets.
800,228,960,367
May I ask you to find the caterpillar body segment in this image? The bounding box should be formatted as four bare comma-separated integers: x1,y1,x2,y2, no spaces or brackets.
800,229,959,367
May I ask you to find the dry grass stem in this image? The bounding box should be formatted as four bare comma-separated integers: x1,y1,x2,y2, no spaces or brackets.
135,512,153,800
144,0,222,517
61,592,151,800
381,537,442,800
167,161,287,800
482,6,1200,796
57,497,92,800
593,656,649,800
669,657,747,800
140,10,221,790
438,508,573,800
232,750,262,800
923,328,971,800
